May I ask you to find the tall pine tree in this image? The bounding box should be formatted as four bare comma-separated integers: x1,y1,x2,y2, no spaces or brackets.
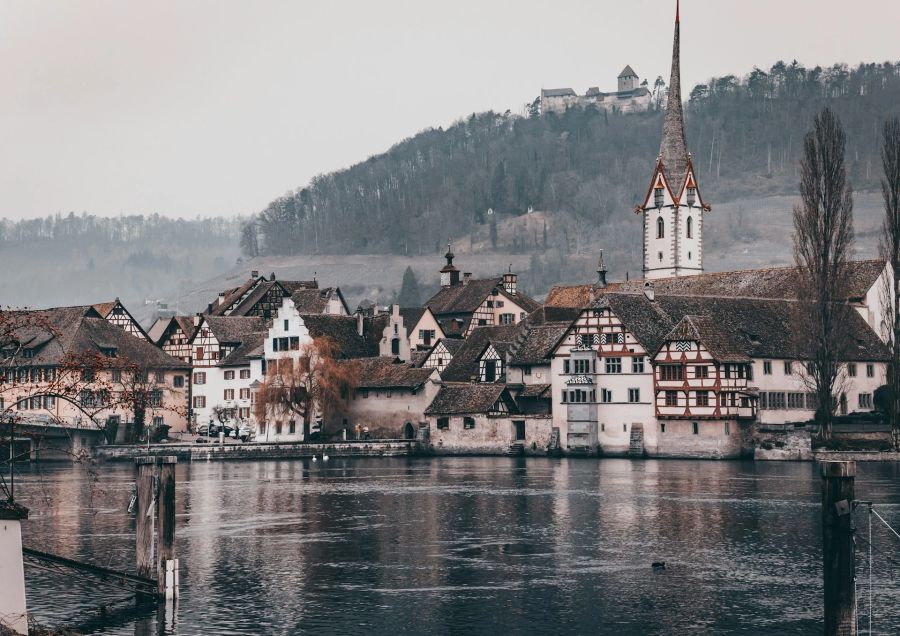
397,266,422,307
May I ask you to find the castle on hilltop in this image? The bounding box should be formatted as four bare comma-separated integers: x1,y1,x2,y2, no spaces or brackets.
540,65,652,115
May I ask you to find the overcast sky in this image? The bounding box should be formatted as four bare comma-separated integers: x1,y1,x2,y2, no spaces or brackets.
2,0,898,221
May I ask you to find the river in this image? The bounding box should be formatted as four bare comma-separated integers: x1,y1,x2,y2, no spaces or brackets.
12,458,900,635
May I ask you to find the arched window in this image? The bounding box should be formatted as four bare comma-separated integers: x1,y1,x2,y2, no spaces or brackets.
657,217,665,239
686,216,693,239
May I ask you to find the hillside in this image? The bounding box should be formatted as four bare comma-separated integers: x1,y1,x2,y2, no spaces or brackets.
245,59,900,280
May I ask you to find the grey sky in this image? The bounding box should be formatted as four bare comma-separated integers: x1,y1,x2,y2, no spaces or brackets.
2,0,898,221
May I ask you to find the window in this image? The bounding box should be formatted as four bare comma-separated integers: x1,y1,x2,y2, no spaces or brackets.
483,359,498,382
155,371,165,384
859,393,873,409
692,421,699,435
783,361,792,375
497,301,505,308
788,392,805,409
290,337,300,351
768,392,786,409
763,361,772,375
665,390,678,406
276,422,282,435
463,417,475,430
284,319,289,331
362,389,369,399
696,391,709,407
478,319,488,326
174,375,184,388
289,420,296,434
391,338,401,355
43,395,55,409
660,365,683,381
601,389,612,403
22,349,35,358
150,390,163,407
196,346,204,360
562,391,567,403
628,388,640,403
82,369,95,382
224,370,235,380
866,364,875,378
486,300,494,309
657,217,665,239
239,407,250,419
193,396,206,409
660,423,666,433
605,358,622,374
523,365,532,376
437,417,449,430
806,393,819,410
724,421,731,436
694,365,709,379
500,313,515,325
847,363,857,377
569,358,588,374
240,388,250,400
563,360,570,374
224,389,235,400
240,369,251,379
153,416,164,428
632,357,645,373
193,372,206,385
686,216,693,239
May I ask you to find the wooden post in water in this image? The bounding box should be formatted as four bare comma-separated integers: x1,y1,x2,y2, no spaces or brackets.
156,456,177,599
135,455,179,600
821,460,856,636
134,457,156,582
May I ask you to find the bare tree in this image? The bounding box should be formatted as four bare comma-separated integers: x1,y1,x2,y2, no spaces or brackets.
792,107,855,442
879,116,900,448
254,337,357,440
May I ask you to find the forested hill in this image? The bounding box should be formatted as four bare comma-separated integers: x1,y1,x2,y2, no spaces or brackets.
245,60,900,260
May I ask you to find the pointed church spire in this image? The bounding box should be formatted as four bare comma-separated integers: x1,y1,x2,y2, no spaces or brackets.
660,0,689,195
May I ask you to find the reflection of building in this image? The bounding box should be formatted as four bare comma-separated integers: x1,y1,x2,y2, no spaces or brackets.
541,66,652,115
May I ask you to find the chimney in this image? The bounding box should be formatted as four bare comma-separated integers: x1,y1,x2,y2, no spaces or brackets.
643,281,655,302
463,272,472,286
251,270,259,278
217,292,226,306
193,314,201,326
356,311,365,337
502,265,517,295
269,272,276,281
206,303,214,314
596,251,608,289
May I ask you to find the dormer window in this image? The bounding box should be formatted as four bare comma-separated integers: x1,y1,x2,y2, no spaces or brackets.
22,349,35,359
654,187,664,209
101,347,118,358
686,187,697,207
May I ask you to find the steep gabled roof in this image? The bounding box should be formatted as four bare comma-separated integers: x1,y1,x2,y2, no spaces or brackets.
3,307,189,369
618,65,637,78
659,2,689,196
439,325,519,382
290,287,348,315
220,331,266,367
509,323,571,366
301,314,374,359
351,357,437,390
425,383,519,415
399,307,427,338
200,316,267,345
661,315,749,362
597,292,889,362
426,278,504,315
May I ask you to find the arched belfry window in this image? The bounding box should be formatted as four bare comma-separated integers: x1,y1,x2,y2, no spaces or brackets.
686,216,693,239
657,217,665,239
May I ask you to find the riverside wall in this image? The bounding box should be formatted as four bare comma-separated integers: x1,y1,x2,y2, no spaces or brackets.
93,440,416,462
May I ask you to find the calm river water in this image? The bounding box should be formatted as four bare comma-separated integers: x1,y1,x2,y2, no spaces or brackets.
12,458,900,635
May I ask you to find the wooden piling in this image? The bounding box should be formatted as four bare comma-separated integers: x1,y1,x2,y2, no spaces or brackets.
821,460,857,636
134,458,156,582
155,457,177,598
134,455,178,599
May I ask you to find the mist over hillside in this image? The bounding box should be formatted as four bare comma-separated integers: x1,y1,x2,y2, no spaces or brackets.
4,59,898,318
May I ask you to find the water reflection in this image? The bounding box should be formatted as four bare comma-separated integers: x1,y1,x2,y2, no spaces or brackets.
14,458,900,635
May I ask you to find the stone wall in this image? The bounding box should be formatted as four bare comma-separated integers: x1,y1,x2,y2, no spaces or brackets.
650,419,747,459
426,414,553,456
752,424,813,461
93,440,416,462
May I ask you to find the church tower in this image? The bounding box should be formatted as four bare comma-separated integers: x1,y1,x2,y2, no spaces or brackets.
637,0,709,279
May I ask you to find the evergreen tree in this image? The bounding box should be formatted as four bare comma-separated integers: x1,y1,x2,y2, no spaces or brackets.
397,266,422,307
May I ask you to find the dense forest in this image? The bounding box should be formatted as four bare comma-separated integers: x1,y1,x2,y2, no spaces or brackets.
244,60,900,266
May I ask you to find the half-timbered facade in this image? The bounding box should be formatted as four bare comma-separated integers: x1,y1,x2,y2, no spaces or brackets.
420,339,463,375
